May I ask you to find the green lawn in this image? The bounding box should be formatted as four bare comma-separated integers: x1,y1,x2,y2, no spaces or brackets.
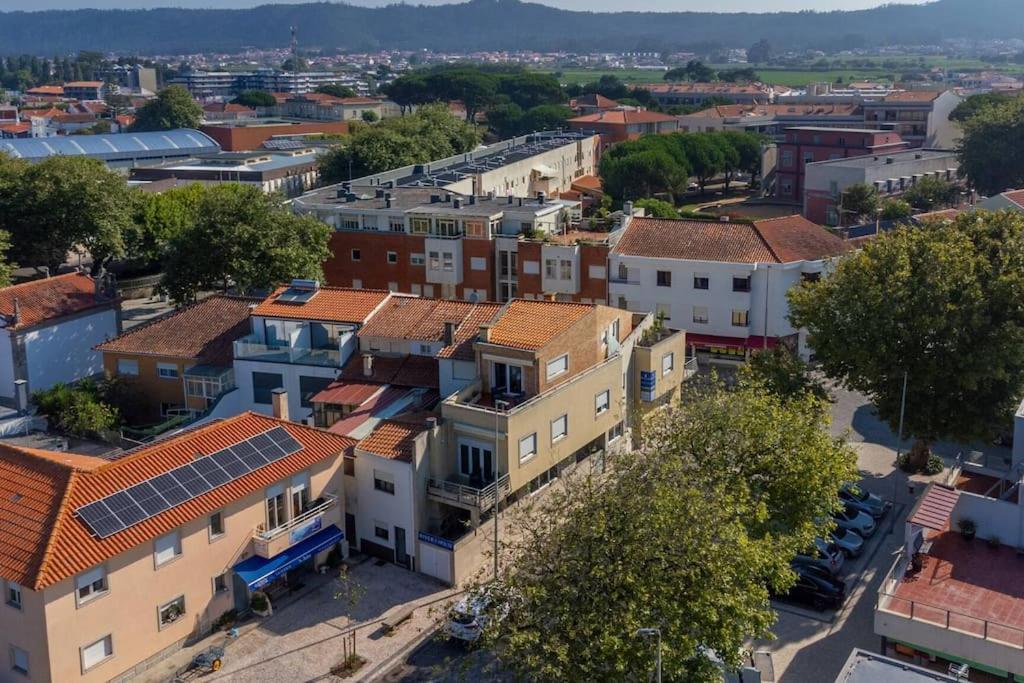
545,68,665,86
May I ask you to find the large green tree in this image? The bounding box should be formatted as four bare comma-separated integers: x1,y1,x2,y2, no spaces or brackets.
903,177,959,212
789,212,1024,467
487,381,855,681
677,132,726,193
0,155,131,273
315,84,356,98
949,92,1016,123
958,96,1024,196
130,85,202,132
232,90,276,108
838,182,880,225
160,184,330,302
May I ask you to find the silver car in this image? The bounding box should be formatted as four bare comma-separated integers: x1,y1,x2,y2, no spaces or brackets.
445,590,510,645
829,528,865,558
795,537,845,575
833,505,876,538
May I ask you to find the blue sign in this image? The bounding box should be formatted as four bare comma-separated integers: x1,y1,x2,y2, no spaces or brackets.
290,516,323,545
418,531,455,551
640,370,656,402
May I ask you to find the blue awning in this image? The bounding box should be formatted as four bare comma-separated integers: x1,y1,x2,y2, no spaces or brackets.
234,524,344,590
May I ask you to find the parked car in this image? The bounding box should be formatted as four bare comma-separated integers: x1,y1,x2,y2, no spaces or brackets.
777,563,846,611
445,590,510,645
829,528,864,558
834,505,877,538
839,484,887,519
794,538,844,575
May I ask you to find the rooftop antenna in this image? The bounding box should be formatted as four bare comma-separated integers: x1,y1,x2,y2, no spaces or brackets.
290,26,300,72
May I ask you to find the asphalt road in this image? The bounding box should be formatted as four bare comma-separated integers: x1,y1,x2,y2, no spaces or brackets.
380,633,508,682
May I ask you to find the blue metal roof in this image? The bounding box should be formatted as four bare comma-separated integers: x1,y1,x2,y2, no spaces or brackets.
233,524,344,590
0,129,219,162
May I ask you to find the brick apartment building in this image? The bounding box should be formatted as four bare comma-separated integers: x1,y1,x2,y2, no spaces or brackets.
774,127,909,203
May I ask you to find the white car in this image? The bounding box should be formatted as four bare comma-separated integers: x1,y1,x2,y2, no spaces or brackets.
445,590,510,645
833,505,876,538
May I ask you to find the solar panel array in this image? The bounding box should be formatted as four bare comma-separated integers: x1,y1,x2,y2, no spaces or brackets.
75,427,303,539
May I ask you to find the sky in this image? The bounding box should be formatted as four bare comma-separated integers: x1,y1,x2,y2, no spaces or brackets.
1,0,933,12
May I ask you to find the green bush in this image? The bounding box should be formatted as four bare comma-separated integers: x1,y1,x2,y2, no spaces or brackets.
924,454,945,475
33,380,119,437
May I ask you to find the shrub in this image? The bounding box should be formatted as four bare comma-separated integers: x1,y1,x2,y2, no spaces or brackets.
924,454,945,475
250,592,269,612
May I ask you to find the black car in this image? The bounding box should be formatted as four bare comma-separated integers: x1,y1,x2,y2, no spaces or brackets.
777,563,846,611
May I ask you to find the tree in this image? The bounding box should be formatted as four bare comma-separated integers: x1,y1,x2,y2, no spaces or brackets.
232,90,276,108
710,131,741,191
126,183,204,265
838,182,880,225
496,72,564,109
949,92,1016,123
130,85,202,132
664,60,717,82
581,75,630,100
600,146,689,203
361,110,378,123
33,380,119,437
747,39,774,64
789,212,1024,469
880,199,913,221
315,84,357,98
633,198,678,218
739,346,828,403
718,67,760,83
719,130,763,184
902,177,958,212
487,380,855,680
0,155,131,273
518,104,573,134
958,96,1024,196
281,56,308,72
160,184,330,302
0,230,15,288
677,132,725,193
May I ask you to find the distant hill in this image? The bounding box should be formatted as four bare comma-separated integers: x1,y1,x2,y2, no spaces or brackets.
0,0,1021,56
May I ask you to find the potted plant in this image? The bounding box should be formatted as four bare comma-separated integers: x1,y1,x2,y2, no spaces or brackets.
958,518,976,541
250,591,272,617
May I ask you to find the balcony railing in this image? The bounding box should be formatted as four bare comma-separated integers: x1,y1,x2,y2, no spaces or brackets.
234,336,342,367
427,473,511,512
252,493,339,558
683,356,699,380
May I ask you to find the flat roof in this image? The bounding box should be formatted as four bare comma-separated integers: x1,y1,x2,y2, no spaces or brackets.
810,149,955,169
835,649,957,682
151,151,319,173
0,129,219,161
785,126,893,134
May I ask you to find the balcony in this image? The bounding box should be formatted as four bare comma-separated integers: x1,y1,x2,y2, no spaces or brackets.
253,493,339,559
427,474,511,513
234,335,342,367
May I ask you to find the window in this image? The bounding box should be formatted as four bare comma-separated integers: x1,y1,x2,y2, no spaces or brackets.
343,219,360,231
75,566,107,605
352,278,363,289
386,251,398,264
551,414,567,442
693,274,709,290
291,472,311,515
410,253,425,266
732,310,749,327
470,256,486,271
81,635,113,672
655,303,671,318
208,511,224,539
608,421,624,442
116,359,139,376
252,371,283,405
781,150,794,167
411,217,430,234
418,343,433,355
442,252,454,271
595,389,610,415
560,259,572,280
6,581,22,609
732,276,751,292
459,442,494,481
803,151,815,163
436,218,459,237
546,354,568,380
157,362,178,379
802,272,821,283
662,352,675,376
373,472,395,494
656,270,672,287
266,484,286,530
589,265,606,280
299,375,332,408
389,218,405,232
344,455,355,476
692,306,709,324
492,362,523,395
374,525,390,541
158,596,185,629
213,573,228,595
429,251,440,270
466,220,485,238
10,646,28,675
351,249,361,261
545,258,557,278
154,530,182,566
518,433,538,463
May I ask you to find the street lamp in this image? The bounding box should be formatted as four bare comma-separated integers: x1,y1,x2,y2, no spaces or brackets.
493,398,510,581
889,371,909,535
635,627,662,683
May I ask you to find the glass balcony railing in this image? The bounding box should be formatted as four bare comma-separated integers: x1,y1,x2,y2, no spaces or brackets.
233,336,342,367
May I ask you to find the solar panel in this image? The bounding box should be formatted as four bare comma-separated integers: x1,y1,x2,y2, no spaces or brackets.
76,428,303,538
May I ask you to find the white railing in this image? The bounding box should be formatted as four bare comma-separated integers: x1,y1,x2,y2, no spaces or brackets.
683,356,699,380
427,473,511,512
233,336,342,367
254,493,338,542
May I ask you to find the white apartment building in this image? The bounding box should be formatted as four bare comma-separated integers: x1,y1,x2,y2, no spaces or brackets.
608,216,848,360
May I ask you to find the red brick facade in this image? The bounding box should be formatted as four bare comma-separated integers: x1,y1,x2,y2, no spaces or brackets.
200,121,350,151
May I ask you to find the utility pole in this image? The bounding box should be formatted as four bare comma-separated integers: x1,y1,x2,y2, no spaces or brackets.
889,371,908,534
493,399,509,581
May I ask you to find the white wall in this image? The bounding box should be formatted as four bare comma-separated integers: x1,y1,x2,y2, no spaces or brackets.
233,359,338,423
24,310,119,396
0,330,14,400
352,450,418,563
439,359,477,399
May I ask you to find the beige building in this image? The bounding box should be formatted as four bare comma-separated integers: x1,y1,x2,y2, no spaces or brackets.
0,410,352,682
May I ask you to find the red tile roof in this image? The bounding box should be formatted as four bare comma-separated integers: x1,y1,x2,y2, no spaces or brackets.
356,419,428,462
1002,189,1024,209
253,286,390,324
357,297,476,342
311,380,384,406
613,216,846,264
571,175,603,192
95,294,257,365
639,82,770,95
0,273,112,331
25,85,64,96
682,103,862,120
339,353,439,389
0,412,354,590
0,123,30,135
486,299,592,351
64,81,104,88
437,303,502,361
569,109,678,125
880,91,943,102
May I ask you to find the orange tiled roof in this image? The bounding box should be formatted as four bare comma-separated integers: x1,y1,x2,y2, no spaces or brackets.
486,299,592,351
1002,190,1024,209
437,303,502,361
357,296,476,342
0,123,30,135
683,103,862,119
25,85,64,96
95,294,258,365
0,412,354,590
639,82,770,95
752,216,849,263
339,353,439,389
64,81,104,88
572,175,603,191
569,109,678,125
253,286,390,324
880,91,943,102
0,273,111,331
356,419,428,462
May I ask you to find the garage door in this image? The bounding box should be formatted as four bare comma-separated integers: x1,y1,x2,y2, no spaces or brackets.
418,542,453,585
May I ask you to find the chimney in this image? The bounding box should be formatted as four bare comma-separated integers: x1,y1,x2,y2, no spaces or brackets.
385,197,393,209
362,352,374,377
13,379,27,415
11,297,20,327
478,324,491,343
425,416,438,431
537,191,546,205
469,195,476,205
507,194,514,205
443,321,456,346
623,200,633,216
271,388,289,422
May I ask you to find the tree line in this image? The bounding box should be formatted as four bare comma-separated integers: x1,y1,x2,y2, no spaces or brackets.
599,130,763,203
0,154,329,303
